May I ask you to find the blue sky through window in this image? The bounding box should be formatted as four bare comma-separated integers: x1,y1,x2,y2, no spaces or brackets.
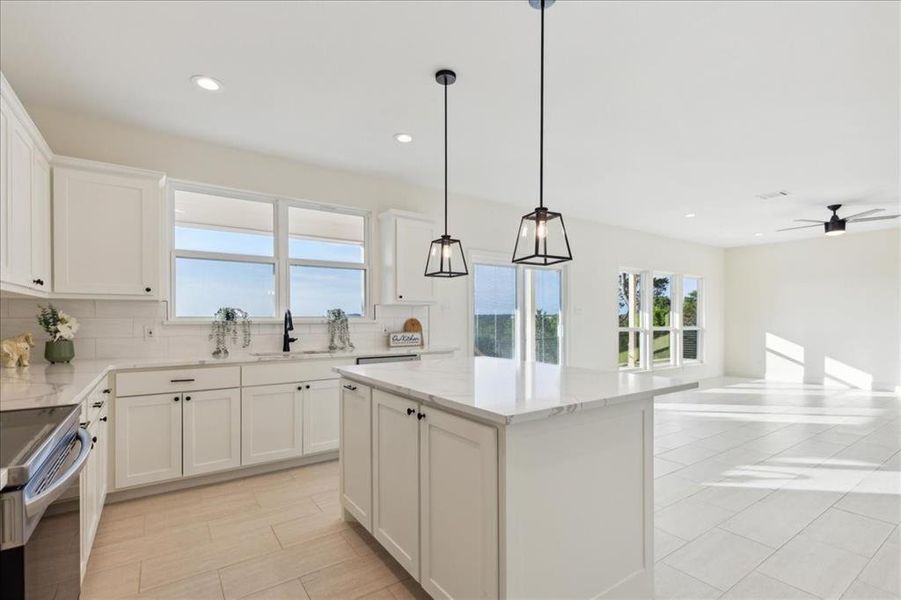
291,266,364,317
175,257,276,317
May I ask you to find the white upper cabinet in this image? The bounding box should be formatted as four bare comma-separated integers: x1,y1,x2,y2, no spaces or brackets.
0,73,53,295
379,210,435,304
52,157,164,297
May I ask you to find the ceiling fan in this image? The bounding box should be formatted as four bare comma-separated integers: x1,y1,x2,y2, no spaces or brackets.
778,204,900,237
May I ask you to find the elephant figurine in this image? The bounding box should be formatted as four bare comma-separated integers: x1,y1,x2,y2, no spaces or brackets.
1,333,35,368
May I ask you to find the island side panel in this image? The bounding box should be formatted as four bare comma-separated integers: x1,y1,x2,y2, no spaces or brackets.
501,396,654,599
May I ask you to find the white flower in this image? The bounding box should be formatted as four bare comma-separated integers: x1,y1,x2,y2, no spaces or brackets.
56,313,79,339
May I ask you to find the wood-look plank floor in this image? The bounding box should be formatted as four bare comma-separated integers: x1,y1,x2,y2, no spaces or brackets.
83,461,429,600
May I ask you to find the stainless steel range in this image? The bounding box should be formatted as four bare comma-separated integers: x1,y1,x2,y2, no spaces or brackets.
0,404,90,600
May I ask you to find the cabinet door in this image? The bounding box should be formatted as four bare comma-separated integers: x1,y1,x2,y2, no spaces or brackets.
395,218,434,303
5,114,33,287
30,151,51,290
339,381,372,530
115,393,182,488
303,379,340,454
184,388,241,476
241,384,303,465
420,407,498,600
53,165,161,296
372,390,420,579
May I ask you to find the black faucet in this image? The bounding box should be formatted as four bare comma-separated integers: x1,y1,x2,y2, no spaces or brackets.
282,310,297,352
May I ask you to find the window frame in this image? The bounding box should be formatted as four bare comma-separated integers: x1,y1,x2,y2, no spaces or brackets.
167,180,371,323
617,269,704,372
468,250,568,365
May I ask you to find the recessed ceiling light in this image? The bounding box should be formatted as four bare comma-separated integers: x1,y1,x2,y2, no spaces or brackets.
684,213,696,218
191,75,223,92
754,232,763,237
394,133,413,144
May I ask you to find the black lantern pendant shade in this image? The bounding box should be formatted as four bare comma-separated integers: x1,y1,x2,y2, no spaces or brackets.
425,69,469,278
512,0,573,265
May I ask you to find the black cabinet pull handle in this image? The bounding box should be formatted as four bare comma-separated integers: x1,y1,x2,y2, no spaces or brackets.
343,384,357,391
417,412,426,420
99,417,108,422
92,401,104,408
170,378,195,383
174,396,180,402
185,396,191,402
145,287,152,293
32,278,44,286
102,389,111,394
406,408,415,416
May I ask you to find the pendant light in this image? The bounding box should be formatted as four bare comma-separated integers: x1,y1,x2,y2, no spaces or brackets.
425,69,469,277
512,0,573,265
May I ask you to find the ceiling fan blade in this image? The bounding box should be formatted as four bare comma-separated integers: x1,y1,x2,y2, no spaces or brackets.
794,219,826,224
849,214,900,223
843,208,884,220
777,224,822,231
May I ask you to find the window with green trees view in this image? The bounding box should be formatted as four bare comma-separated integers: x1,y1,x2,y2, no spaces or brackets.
618,271,702,370
473,260,564,364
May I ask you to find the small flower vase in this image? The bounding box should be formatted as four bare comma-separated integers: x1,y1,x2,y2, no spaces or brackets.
45,340,75,364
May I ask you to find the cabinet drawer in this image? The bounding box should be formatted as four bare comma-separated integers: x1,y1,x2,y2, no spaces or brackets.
85,376,111,423
116,366,240,397
242,359,351,387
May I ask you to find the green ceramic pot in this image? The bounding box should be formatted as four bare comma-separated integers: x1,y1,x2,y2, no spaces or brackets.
45,340,75,364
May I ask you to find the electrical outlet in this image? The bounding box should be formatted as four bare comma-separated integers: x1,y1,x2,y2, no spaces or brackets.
143,325,155,340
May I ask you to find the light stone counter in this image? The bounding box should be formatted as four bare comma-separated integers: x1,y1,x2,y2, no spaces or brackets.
0,346,456,412
335,356,696,425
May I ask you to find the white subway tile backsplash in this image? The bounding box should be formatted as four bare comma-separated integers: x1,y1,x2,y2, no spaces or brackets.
1,298,428,361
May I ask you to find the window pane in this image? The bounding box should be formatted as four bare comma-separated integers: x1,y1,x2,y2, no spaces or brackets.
474,264,517,359
289,238,364,263
683,277,700,327
618,272,641,328
653,275,672,327
683,330,699,361
175,258,276,318
174,190,273,256
653,331,672,364
534,269,561,365
290,266,365,318
618,331,642,368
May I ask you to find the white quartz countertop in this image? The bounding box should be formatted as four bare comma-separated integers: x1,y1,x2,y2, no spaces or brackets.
336,357,697,425
0,347,456,412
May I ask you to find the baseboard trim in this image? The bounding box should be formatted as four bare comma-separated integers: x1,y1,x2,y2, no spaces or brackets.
105,451,338,504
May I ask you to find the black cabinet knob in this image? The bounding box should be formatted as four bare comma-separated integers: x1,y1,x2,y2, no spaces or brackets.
145,287,152,293
100,417,108,422
305,384,311,389
174,396,180,402
297,385,304,391
399,294,404,299
417,412,426,420
92,436,98,443
185,396,191,402
406,408,416,416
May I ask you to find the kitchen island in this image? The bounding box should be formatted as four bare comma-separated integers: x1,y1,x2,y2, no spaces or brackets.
335,357,696,600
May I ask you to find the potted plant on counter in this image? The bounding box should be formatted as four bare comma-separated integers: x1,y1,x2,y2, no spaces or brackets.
37,304,80,363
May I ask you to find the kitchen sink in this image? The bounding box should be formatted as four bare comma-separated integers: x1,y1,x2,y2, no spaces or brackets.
251,350,334,358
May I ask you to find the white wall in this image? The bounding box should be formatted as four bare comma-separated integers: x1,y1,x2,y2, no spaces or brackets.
15,105,725,376
724,228,900,390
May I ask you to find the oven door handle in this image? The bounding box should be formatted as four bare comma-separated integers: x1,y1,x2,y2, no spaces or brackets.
24,428,91,518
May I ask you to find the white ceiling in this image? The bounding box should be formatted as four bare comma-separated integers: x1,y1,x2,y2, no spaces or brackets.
1,0,898,247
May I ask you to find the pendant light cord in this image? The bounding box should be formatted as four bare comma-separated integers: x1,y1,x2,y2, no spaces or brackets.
539,0,545,209
444,80,449,236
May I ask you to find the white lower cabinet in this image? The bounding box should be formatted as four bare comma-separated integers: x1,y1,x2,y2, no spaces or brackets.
340,381,372,530
419,406,498,600
303,379,340,454
372,390,420,578
81,399,108,577
241,383,304,465
115,392,183,488
343,383,499,599
183,388,241,476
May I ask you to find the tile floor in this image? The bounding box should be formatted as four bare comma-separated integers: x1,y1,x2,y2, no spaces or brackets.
82,379,900,599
